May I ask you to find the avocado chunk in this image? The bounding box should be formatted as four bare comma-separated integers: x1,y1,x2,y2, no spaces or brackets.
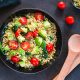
17,35,25,42
14,21,21,27
21,27,28,33
35,37,43,46
32,46,40,54
4,45,10,51
20,56,26,62
43,21,51,29
19,61,25,67
32,22,38,28
10,50,17,56
39,30,47,38
7,32,15,40
18,48,25,56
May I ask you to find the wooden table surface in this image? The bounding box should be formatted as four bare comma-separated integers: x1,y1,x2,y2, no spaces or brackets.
0,0,80,80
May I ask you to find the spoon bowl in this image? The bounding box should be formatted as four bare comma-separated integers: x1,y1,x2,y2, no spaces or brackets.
68,34,80,53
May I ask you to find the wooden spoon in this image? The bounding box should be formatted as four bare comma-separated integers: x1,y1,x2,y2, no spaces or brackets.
53,55,80,80
68,54,80,75
55,34,80,80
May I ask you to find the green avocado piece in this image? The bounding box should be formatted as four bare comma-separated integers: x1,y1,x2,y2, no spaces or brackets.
20,56,26,61
32,22,38,28
17,35,25,43
39,30,47,38
19,61,25,67
10,50,17,56
18,48,25,56
7,32,14,40
14,21,21,27
35,37,43,46
4,45,10,51
43,21,51,29
21,27,28,33
32,46,40,54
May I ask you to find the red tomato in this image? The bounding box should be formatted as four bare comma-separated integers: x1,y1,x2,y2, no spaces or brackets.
30,58,39,66
34,12,44,21
19,17,27,25
46,43,54,53
20,42,30,51
9,40,18,50
57,1,66,10
11,56,20,63
65,16,75,25
32,29,38,38
25,32,33,40
15,28,21,37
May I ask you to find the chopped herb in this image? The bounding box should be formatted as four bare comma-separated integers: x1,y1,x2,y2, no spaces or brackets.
20,32,26,36
41,41,48,59
26,52,31,56
49,36,53,41
12,25,19,32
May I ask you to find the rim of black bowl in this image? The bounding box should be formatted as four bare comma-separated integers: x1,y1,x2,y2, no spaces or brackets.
71,0,80,9
0,8,63,74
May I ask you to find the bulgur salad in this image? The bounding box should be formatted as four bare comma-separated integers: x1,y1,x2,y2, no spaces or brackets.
0,12,57,69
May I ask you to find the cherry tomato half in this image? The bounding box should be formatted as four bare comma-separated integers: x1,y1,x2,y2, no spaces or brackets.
9,40,18,50
19,17,27,25
32,29,38,38
46,43,54,53
57,1,66,10
30,58,39,67
15,28,21,37
34,12,44,21
20,42,30,51
65,16,75,25
25,32,33,40
11,56,20,63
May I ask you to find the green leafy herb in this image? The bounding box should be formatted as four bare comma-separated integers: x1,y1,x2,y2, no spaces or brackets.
41,41,48,59
42,51,48,59
49,36,53,41
26,52,31,56
0,42,2,50
40,59,43,65
21,32,26,36
0,42,4,53
12,25,19,32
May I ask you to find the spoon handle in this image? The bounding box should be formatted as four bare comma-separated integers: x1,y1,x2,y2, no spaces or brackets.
53,55,80,80
68,54,80,74
56,50,78,80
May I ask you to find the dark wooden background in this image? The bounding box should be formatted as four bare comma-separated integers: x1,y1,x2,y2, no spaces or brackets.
0,0,80,80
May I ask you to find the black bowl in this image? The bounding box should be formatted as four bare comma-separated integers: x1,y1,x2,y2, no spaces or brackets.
0,9,62,74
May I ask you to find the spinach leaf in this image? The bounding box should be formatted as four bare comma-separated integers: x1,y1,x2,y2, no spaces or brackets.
20,32,26,36
25,52,31,56
42,51,48,59
0,42,4,53
12,25,19,32
41,40,48,59
49,36,53,41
